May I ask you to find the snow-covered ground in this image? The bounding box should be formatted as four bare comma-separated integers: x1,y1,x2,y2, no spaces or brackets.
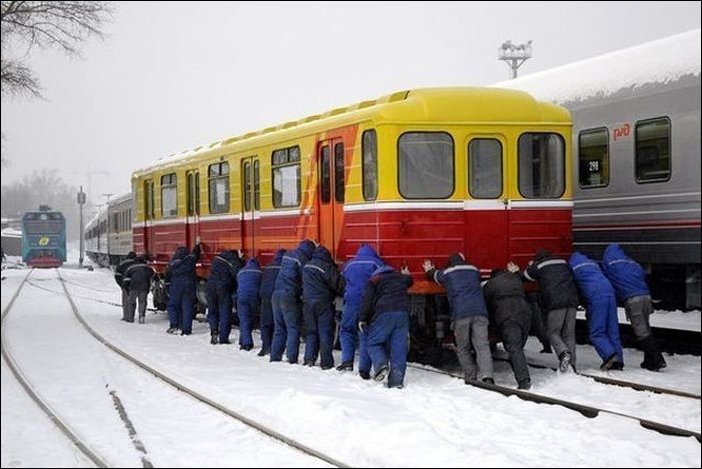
2,255,700,467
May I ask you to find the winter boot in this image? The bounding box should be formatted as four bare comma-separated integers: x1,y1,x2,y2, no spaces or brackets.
210,332,218,345
640,336,666,371
373,366,389,382
336,361,354,372
517,379,531,390
558,350,572,373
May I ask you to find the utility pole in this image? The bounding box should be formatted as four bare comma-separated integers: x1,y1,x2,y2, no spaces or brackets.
498,40,533,79
102,193,113,265
77,186,86,268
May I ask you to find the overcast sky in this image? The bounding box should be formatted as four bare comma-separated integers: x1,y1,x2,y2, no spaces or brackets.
1,1,700,201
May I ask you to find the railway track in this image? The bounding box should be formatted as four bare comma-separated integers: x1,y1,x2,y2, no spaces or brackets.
406,362,701,442
1,269,109,467
54,269,347,468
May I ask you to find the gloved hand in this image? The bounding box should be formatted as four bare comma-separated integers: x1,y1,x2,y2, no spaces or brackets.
422,259,434,272
507,261,520,273
358,321,367,333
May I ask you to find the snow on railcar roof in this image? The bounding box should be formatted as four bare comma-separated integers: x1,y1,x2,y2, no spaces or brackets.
493,28,700,107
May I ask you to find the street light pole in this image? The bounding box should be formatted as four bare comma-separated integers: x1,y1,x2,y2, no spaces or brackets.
102,193,113,265
77,186,86,268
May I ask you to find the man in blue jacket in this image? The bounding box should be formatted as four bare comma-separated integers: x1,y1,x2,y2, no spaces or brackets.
237,257,262,351
206,249,244,344
359,264,413,388
271,239,316,364
165,242,201,335
569,252,624,371
302,244,345,369
258,249,285,356
602,244,666,371
338,244,384,377
424,253,494,385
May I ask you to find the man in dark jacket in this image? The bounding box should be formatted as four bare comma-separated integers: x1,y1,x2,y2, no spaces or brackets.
271,239,316,364
569,252,624,371
424,253,494,385
514,249,579,372
258,249,285,356
165,243,201,335
206,249,244,344
338,244,384,376
302,244,345,369
114,251,137,322
123,255,155,324
602,244,666,371
483,269,532,389
237,258,262,351
359,265,413,388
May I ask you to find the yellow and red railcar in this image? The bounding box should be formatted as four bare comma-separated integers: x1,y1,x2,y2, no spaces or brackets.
132,87,572,295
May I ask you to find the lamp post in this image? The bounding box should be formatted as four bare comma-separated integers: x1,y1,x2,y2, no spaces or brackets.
77,186,86,268
498,40,533,79
102,193,113,264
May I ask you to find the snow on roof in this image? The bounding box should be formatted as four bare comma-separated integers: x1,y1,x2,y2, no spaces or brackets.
492,28,701,107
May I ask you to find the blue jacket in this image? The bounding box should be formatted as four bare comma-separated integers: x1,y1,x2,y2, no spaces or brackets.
341,244,384,306
274,239,316,296
601,244,650,302
524,249,579,311
303,245,345,304
427,253,487,320
260,249,285,301
208,250,244,291
359,265,413,324
237,258,262,300
569,252,615,305
165,245,201,286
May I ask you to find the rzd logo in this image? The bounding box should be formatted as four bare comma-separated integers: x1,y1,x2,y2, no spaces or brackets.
38,236,50,246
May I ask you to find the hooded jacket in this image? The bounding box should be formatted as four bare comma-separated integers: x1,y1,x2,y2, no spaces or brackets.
524,250,578,311
568,252,615,305
341,244,384,306
115,251,137,287
123,256,154,293
207,250,244,291
165,244,201,286
303,245,345,304
274,239,316,296
359,265,413,324
237,258,262,300
601,244,649,302
260,249,285,301
426,253,487,320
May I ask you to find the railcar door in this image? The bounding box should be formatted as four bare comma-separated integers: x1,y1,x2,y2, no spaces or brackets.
465,137,509,271
143,178,155,257
317,139,345,257
185,170,200,247
241,157,260,259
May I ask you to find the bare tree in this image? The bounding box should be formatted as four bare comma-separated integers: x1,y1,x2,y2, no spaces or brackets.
1,1,113,98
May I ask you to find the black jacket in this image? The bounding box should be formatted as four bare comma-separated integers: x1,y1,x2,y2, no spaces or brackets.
123,260,155,294
483,270,531,326
524,250,578,311
359,266,413,324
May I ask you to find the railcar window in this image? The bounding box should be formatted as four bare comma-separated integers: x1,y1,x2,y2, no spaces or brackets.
145,180,154,220
208,162,230,213
362,130,378,201
468,139,502,198
334,142,345,203
579,128,609,188
254,160,260,210
635,117,671,182
272,145,301,208
398,132,454,199
320,146,331,204
243,161,252,211
161,173,177,218
518,133,565,198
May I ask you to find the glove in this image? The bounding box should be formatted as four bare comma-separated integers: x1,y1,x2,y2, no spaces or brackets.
422,259,434,272
358,321,367,333
507,261,520,273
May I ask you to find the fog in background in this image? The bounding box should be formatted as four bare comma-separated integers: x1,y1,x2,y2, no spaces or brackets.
1,1,700,205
